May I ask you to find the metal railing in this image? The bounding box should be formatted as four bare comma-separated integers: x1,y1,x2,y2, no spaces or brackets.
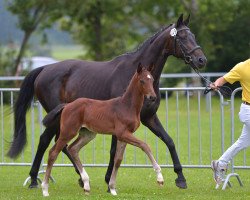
0,87,246,189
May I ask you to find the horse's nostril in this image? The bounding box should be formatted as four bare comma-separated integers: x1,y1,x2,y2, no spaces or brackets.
198,57,207,65
150,96,156,102
198,58,204,63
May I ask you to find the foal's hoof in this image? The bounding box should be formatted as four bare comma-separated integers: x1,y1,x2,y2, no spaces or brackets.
84,189,90,195
109,188,117,196
157,181,164,187
29,180,39,189
107,187,110,193
78,178,84,188
175,178,187,189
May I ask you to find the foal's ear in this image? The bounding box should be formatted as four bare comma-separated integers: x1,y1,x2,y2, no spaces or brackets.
137,62,143,73
148,63,154,72
183,14,190,26
176,14,183,28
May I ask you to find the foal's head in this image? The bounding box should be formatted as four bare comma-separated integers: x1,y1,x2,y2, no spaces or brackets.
136,63,156,102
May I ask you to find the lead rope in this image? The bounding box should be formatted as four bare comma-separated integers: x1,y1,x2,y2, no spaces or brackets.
193,68,232,98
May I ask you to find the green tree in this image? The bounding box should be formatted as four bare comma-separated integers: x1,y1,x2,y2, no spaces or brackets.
7,0,62,75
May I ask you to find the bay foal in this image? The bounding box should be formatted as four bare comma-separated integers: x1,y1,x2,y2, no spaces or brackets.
41,63,164,196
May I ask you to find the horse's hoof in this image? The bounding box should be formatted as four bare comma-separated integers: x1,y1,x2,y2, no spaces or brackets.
175,178,187,189
107,187,110,193
78,178,84,188
29,180,39,189
157,181,164,187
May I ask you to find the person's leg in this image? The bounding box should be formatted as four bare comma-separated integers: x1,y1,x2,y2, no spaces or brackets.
219,104,250,166
212,104,250,184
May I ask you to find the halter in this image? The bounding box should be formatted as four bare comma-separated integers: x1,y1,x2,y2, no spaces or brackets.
169,27,232,97
170,27,201,65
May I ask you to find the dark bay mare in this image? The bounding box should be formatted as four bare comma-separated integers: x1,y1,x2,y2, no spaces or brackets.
41,64,161,196
7,14,207,190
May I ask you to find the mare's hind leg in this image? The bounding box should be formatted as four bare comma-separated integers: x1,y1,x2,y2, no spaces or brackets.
29,126,56,188
108,140,127,195
142,114,187,189
121,132,164,186
68,129,96,194
105,135,117,186
41,138,68,197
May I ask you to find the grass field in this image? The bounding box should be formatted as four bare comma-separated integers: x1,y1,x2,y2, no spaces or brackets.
1,166,250,199
1,93,250,199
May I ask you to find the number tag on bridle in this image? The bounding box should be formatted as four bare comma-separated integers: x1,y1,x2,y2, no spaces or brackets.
170,28,177,37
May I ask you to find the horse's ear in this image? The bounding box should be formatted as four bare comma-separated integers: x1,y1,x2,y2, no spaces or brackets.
176,14,183,28
148,63,154,72
137,62,143,74
183,14,190,26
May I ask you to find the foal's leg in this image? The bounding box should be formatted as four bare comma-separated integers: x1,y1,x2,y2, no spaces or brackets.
142,114,186,189
41,138,67,197
108,140,127,195
29,122,81,189
121,132,164,186
68,130,96,194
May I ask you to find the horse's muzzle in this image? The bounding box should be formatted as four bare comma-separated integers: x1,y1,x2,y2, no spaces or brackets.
147,95,157,102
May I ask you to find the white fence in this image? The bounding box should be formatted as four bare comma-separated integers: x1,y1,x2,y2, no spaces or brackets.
0,86,247,189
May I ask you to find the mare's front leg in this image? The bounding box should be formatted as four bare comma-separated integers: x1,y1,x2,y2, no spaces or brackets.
121,132,164,186
108,140,127,195
141,114,187,189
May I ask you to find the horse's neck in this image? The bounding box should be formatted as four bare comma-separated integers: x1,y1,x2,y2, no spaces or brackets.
121,76,144,115
133,27,172,81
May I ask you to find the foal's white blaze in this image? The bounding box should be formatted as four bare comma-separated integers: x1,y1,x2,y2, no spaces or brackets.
147,74,152,79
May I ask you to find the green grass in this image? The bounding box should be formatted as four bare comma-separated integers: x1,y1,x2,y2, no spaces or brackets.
1,94,250,199
1,166,250,200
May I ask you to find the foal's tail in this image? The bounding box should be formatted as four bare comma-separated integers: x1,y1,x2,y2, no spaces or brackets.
7,67,44,158
42,104,66,127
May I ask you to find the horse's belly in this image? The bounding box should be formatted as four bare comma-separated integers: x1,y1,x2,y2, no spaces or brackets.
82,123,113,135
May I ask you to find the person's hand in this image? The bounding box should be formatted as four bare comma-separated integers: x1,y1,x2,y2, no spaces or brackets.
209,83,219,90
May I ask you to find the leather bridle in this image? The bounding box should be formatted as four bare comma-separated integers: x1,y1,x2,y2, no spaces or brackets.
170,27,201,66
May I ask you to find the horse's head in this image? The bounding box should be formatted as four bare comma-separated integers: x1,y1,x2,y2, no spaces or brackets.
137,63,156,102
168,14,207,70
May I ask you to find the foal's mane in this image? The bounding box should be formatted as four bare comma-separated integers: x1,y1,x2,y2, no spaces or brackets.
121,67,148,97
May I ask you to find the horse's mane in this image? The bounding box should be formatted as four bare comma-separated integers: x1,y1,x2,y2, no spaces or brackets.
116,24,172,58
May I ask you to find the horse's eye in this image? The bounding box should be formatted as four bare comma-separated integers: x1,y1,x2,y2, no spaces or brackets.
140,80,145,84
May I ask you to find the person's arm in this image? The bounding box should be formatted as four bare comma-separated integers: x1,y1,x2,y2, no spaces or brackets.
210,77,227,90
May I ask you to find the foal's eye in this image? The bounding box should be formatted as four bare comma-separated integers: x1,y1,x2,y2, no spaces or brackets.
140,80,145,84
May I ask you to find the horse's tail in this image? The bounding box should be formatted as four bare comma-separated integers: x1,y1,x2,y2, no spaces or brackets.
42,104,66,127
7,67,44,158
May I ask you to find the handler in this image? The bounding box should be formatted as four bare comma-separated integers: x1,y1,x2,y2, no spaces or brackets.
210,58,250,185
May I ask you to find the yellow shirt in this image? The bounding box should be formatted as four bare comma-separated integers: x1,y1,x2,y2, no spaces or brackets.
223,58,250,102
